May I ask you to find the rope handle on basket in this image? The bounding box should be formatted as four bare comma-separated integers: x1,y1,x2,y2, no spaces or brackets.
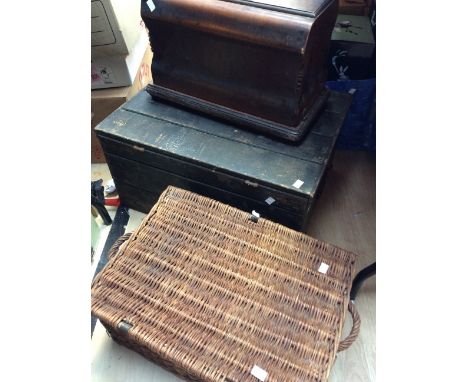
337,301,361,352
107,232,132,260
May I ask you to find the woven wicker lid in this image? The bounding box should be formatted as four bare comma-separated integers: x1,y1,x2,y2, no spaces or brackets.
92,186,357,382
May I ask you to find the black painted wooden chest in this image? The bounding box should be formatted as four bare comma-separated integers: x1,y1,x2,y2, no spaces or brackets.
95,89,351,231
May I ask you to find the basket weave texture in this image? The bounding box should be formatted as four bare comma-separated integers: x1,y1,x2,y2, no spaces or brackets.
92,186,357,382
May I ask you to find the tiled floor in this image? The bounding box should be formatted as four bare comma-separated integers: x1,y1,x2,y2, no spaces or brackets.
91,150,376,382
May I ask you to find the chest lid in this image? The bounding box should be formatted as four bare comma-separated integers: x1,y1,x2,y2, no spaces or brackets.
332,14,375,45
222,0,334,17
95,90,352,199
142,0,335,53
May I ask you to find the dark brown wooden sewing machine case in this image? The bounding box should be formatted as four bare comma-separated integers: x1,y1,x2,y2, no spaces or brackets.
141,0,338,142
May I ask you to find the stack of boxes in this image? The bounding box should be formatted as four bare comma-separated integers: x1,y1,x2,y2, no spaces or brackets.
91,0,153,162
327,0,376,150
331,0,376,81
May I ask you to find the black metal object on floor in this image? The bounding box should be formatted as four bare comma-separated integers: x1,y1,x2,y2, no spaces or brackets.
91,179,112,225
350,262,376,301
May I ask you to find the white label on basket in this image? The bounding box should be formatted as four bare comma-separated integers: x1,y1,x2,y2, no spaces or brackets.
251,365,268,381
146,0,156,12
265,197,275,205
318,262,330,274
292,179,304,189
348,88,357,95
252,210,260,218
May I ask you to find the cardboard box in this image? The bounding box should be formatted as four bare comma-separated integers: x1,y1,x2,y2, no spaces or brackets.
338,0,371,16
91,0,143,57
92,30,149,90
327,14,375,81
92,45,153,163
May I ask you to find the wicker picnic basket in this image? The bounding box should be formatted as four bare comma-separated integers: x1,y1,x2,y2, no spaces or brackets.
92,186,360,382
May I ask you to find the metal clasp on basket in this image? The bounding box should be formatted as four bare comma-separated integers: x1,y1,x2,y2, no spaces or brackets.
249,210,260,223
117,320,133,334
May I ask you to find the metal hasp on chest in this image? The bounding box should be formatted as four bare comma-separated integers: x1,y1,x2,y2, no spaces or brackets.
95,89,352,231
141,0,339,142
